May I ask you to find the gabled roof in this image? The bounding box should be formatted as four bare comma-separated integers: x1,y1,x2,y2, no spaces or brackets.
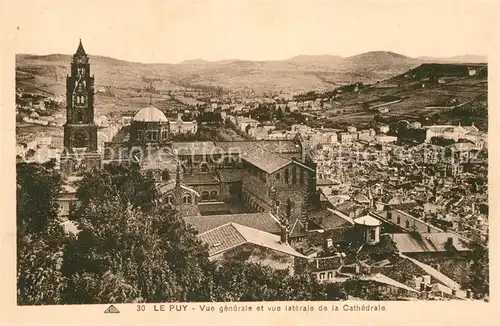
184,212,281,234
390,232,471,253
354,214,381,227
197,222,306,258
241,146,293,174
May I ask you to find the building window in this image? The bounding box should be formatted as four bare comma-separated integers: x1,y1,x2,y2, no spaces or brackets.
405,220,410,229
153,170,161,181
284,168,289,183
210,190,218,201
183,195,192,204
137,130,144,140
146,131,152,141
201,191,210,201
162,170,170,181
76,111,83,123
166,195,173,205
275,173,280,182
319,273,325,280
292,167,297,184
161,130,168,140
327,272,333,279
396,216,401,225
152,131,158,141
200,163,209,172
73,130,87,148
370,229,376,241
146,170,153,179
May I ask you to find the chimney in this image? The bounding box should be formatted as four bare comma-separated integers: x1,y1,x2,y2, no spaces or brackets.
325,238,333,249
280,225,289,245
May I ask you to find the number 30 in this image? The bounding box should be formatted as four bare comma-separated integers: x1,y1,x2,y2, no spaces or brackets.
137,305,145,311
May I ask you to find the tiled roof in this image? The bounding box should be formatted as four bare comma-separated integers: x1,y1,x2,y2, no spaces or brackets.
319,209,353,229
197,202,231,214
172,141,226,156
182,173,220,185
353,193,370,203
184,212,281,234
359,273,418,293
316,178,339,186
217,140,300,154
198,223,246,256
390,232,471,253
241,146,292,173
354,214,381,227
197,222,306,258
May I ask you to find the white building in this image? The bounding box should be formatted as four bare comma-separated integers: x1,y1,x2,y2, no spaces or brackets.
425,124,479,142
169,113,198,135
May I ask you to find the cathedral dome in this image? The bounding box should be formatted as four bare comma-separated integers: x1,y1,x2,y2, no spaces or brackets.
133,106,168,123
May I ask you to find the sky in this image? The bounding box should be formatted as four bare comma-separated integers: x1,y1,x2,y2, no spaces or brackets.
7,0,498,64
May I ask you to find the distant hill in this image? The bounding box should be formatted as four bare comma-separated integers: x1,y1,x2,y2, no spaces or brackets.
417,54,487,64
346,51,417,65
179,58,211,65
16,51,486,95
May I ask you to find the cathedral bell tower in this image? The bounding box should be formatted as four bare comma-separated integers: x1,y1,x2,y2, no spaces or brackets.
60,40,101,175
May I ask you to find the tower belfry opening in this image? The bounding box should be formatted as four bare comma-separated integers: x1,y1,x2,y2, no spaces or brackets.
60,40,101,175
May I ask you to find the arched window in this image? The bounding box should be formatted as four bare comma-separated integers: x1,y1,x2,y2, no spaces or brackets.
146,170,153,179
73,130,87,148
166,195,174,205
153,170,161,181
162,170,170,181
200,163,209,173
201,191,210,201
210,190,218,201
76,111,83,123
183,195,192,204
292,166,297,185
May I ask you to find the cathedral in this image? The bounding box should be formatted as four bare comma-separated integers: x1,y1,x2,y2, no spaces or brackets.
60,40,319,224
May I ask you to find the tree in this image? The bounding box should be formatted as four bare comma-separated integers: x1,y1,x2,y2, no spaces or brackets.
17,161,71,305
62,166,213,303
74,163,158,214
468,241,489,298
209,260,329,301
276,107,284,120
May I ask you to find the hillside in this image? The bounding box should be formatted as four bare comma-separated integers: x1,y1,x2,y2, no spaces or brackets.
16,51,426,96
309,62,488,130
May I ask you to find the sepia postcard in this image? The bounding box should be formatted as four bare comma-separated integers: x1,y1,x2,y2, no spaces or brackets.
1,0,499,325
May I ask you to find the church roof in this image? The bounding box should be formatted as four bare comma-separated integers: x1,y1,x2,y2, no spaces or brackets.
73,39,89,63
241,146,292,173
133,106,169,123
